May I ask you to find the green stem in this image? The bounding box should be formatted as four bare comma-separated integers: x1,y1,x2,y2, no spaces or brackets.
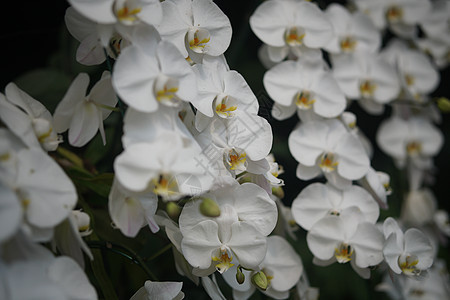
87,241,158,281
147,243,172,261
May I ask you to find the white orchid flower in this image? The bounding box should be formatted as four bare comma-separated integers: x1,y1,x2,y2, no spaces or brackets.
264,57,346,121
130,280,184,300
376,116,443,168
68,0,162,27
307,211,384,278
434,210,450,237
108,179,159,237
414,36,450,70
353,0,432,37
54,72,117,147
195,115,273,178
179,183,278,237
180,219,267,275
250,0,333,62
192,56,259,131
324,3,381,54
112,37,197,113
114,132,212,200
377,259,450,300
288,119,370,188
332,52,400,114
223,235,303,299
401,189,437,227
65,7,108,65
156,0,232,59
383,217,434,276
0,84,61,151
358,167,392,209
381,39,439,100
179,183,275,274
292,183,379,231
2,148,77,242
1,239,97,300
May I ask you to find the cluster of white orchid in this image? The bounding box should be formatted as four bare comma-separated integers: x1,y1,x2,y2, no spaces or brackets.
0,0,449,299
251,0,450,298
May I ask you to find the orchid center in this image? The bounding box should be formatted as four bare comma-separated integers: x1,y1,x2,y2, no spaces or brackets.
151,174,179,199
386,5,403,23
295,91,315,110
340,36,357,52
335,243,353,263
404,74,415,86
329,210,341,216
285,27,306,46
154,75,180,106
115,0,142,24
214,94,237,118
398,254,420,275
187,28,211,53
212,247,234,274
359,79,377,98
224,148,247,173
318,152,339,173
406,141,422,156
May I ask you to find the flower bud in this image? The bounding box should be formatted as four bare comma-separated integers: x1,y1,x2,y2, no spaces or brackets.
166,202,181,220
251,271,268,291
272,186,285,199
199,198,220,217
437,97,450,113
236,266,245,284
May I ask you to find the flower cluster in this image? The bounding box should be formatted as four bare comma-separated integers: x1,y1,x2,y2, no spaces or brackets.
251,0,449,297
0,0,448,299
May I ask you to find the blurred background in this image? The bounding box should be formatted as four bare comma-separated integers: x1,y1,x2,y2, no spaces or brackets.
1,0,449,299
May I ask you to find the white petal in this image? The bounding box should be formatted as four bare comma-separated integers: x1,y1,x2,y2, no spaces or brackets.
192,0,232,56
68,0,116,24
227,222,267,269
181,220,221,270
112,45,159,112
17,149,76,228
68,101,101,147
350,222,384,268
48,256,97,299
54,73,90,133
307,216,344,260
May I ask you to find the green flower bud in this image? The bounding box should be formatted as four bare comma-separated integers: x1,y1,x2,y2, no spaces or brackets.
251,271,268,291
437,97,450,113
199,198,220,217
272,186,285,199
166,202,181,220
236,266,245,284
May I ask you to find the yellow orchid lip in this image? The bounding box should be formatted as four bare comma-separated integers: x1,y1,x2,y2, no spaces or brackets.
319,152,339,173
398,254,421,276
335,243,353,263
151,174,179,198
212,248,234,274
386,5,403,23
360,79,377,98
295,91,315,110
188,29,211,53
116,5,142,23
285,27,306,46
340,36,357,52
